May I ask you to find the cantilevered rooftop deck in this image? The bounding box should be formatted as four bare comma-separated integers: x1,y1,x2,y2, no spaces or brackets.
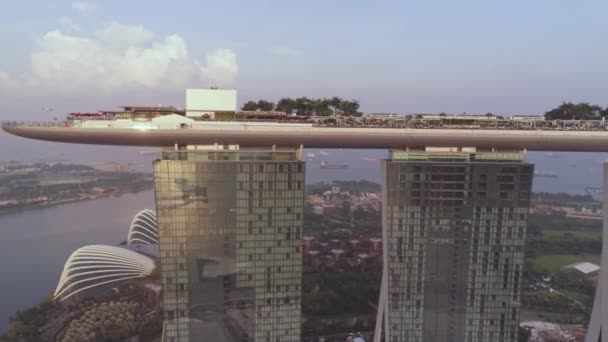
3,119,608,152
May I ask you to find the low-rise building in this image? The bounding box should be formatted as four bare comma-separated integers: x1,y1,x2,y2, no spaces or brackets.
561,262,600,281
520,321,577,342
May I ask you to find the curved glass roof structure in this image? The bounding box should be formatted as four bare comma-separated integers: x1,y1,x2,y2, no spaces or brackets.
127,209,158,245
53,245,155,301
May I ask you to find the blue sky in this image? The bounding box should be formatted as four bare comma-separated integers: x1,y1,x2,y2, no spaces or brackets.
0,0,607,120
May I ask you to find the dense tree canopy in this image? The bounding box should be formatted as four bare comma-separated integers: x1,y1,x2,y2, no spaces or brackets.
544,102,606,120
241,101,259,111
241,97,362,116
244,99,608,119
242,99,276,111
256,100,275,111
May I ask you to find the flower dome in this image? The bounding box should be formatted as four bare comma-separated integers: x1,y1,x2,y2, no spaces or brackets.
127,209,158,245
53,245,155,301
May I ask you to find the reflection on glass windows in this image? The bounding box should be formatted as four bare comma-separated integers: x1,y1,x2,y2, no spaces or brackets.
381,150,533,342
155,147,304,342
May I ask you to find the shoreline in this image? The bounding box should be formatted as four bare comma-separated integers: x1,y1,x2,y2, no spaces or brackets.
0,184,154,216
0,189,157,335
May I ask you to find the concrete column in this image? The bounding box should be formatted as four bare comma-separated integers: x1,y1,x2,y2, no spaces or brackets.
585,162,608,342
373,160,390,342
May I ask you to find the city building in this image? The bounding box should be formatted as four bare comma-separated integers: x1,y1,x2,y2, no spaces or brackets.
7,88,608,342
155,145,304,342
378,148,533,342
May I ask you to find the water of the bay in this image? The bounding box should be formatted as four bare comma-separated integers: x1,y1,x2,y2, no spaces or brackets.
0,190,155,332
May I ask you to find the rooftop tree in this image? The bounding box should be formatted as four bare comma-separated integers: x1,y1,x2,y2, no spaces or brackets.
544,102,604,120
256,100,275,111
243,96,363,116
241,101,259,111
275,98,297,114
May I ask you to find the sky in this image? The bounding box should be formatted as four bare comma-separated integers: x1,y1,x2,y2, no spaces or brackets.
0,0,607,157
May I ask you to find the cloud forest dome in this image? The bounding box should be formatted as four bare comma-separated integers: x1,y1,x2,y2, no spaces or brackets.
53,245,155,301
127,209,158,245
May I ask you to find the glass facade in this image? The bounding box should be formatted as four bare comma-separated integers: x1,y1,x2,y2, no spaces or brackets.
381,150,534,342
155,147,304,342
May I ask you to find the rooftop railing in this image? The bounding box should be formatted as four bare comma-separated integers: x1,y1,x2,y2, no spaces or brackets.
1,121,72,128
4,117,608,131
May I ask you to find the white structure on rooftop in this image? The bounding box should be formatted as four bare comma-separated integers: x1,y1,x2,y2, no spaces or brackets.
127,209,158,245
186,88,237,118
53,245,155,301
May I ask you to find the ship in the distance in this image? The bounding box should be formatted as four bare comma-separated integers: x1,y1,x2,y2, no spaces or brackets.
534,170,559,178
320,160,349,170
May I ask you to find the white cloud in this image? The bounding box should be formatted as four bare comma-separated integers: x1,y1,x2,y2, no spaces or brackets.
58,16,80,32
72,1,96,14
0,22,238,93
269,45,302,57
0,71,10,88
96,22,154,47
201,49,238,86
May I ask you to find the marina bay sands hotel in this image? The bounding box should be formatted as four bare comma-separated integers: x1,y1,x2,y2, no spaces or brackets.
4,89,608,342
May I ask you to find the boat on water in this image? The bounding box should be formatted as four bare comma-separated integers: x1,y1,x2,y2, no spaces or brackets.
534,170,559,178
320,160,348,170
